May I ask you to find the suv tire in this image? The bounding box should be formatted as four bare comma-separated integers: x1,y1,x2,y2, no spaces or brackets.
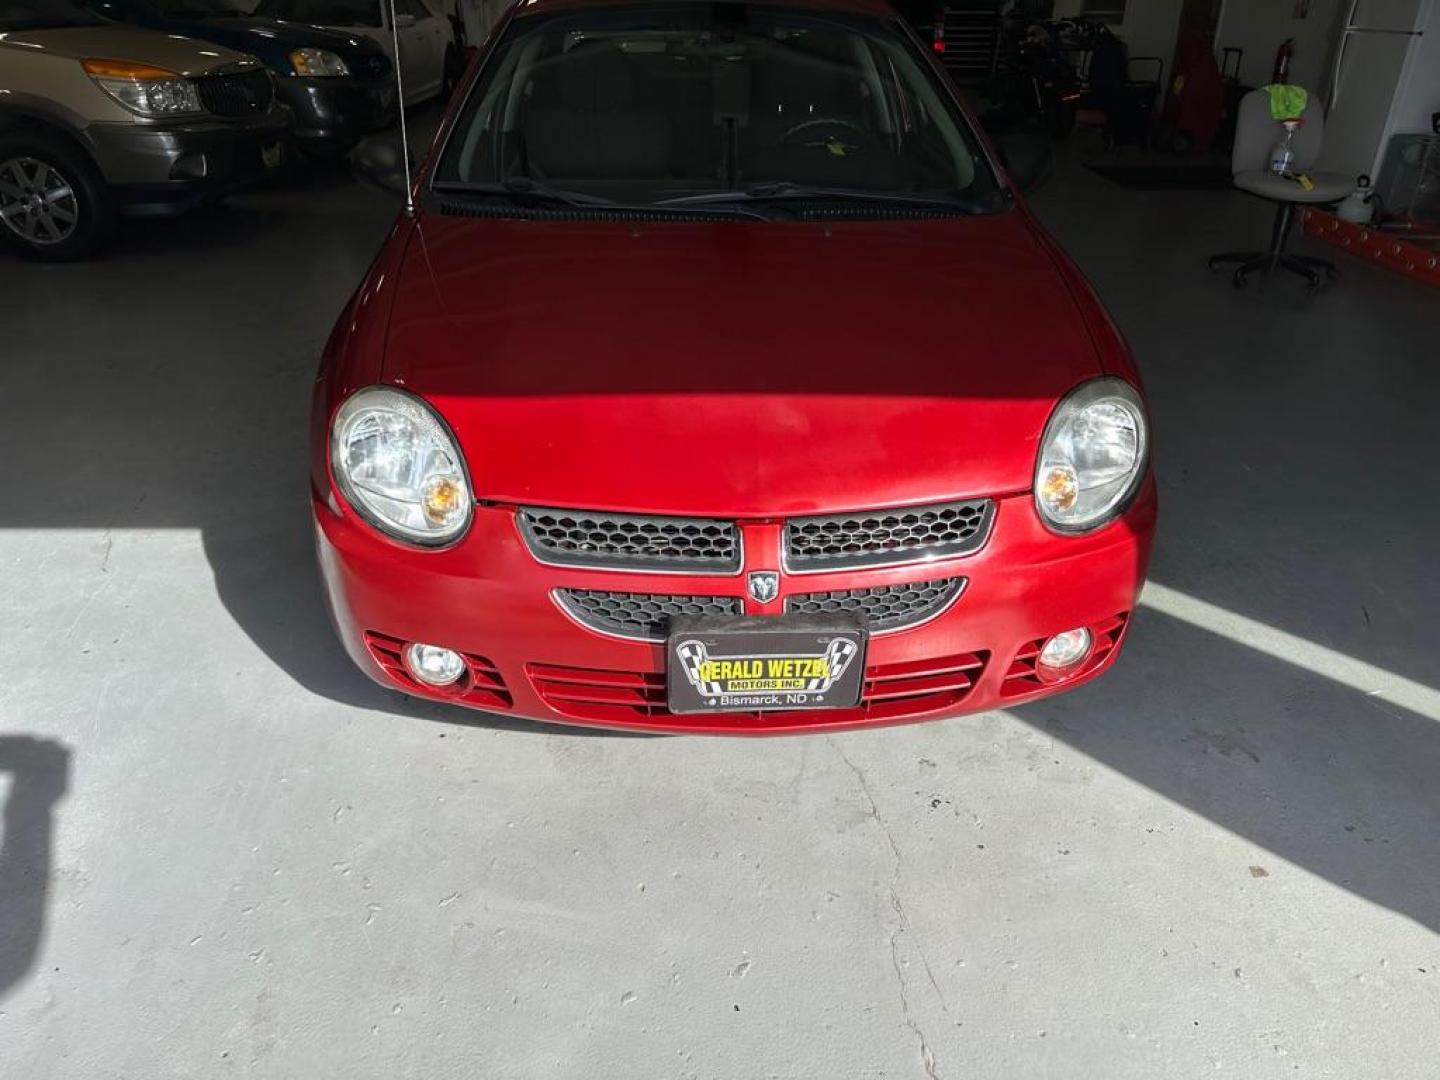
0,128,117,262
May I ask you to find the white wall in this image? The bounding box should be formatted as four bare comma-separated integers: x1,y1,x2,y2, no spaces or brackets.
1215,0,1347,93
1386,0,1440,134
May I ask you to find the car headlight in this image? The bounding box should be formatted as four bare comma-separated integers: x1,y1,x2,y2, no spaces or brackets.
330,387,473,545
1034,377,1149,532
83,58,203,117
289,48,350,77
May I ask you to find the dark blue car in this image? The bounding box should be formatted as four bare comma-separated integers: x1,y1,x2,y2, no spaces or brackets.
83,0,398,154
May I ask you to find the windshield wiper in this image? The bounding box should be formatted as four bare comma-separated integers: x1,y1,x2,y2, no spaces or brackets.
658,182,985,213
431,177,776,220
432,177,618,207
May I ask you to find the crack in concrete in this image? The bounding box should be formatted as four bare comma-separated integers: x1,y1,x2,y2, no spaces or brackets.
831,739,950,1080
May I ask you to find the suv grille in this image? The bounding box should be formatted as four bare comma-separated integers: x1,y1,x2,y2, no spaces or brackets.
785,500,993,571
519,508,741,572
785,578,964,633
556,589,742,641
196,67,274,118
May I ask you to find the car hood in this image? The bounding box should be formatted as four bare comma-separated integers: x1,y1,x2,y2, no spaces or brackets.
155,17,388,74
382,209,1104,517
2,26,255,76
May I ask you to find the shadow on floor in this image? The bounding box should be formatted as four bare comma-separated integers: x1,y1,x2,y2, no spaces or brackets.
1010,604,1440,934
0,736,71,1002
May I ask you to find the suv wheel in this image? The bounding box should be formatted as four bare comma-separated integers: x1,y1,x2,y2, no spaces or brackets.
0,131,116,261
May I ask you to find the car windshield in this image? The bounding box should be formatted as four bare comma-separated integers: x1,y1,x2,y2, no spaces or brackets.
0,0,108,29
149,0,252,16
434,3,1003,212
253,0,379,26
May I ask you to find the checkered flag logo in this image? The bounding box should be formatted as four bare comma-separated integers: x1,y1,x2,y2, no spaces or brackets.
809,638,859,691
675,640,721,696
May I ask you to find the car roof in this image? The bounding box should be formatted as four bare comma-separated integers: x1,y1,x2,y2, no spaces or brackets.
511,0,902,22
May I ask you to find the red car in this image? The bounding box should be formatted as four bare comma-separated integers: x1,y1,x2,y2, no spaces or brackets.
311,0,1157,734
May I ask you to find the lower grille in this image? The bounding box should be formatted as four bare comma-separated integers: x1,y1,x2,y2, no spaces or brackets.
196,67,274,118
519,508,740,573
785,500,993,571
1001,613,1129,698
528,650,988,728
555,589,742,641
785,578,963,633
364,631,512,710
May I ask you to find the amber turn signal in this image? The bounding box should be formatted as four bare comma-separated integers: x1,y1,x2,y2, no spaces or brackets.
1038,464,1079,513
421,475,466,527
82,58,180,80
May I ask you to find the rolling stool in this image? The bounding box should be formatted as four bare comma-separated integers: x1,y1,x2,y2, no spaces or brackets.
1208,88,1353,289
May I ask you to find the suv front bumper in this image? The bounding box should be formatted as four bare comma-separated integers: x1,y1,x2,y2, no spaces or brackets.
274,77,398,153
85,105,292,213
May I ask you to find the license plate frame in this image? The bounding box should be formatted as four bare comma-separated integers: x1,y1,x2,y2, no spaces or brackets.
666,615,867,714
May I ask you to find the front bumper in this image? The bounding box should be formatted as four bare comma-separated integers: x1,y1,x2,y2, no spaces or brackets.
314,478,1157,735
273,77,398,152
85,106,292,213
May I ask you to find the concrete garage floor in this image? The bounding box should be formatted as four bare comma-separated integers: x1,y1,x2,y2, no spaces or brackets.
2,148,1439,1078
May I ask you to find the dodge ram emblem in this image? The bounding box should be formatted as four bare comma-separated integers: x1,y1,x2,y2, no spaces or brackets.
747,571,780,604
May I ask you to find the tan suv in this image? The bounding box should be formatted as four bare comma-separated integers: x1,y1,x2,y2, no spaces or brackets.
1,0,291,260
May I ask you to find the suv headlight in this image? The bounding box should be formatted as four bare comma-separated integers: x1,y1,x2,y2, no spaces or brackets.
1034,377,1149,532
330,387,473,545
289,48,351,77
83,58,203,117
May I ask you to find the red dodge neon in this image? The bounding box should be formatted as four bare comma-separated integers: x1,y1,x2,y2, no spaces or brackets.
311,0,1157,734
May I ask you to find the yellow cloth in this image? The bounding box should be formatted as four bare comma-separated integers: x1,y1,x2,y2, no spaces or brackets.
1264,84,1309,120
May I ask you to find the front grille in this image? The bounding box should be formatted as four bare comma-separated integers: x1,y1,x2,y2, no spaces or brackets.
785,578,964,633
528,650,989,728
785,500,993,571
196,66,274,118
363,631,512,710
519,508,740,572
556,589,742,641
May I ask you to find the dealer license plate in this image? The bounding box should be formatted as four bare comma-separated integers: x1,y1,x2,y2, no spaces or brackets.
667,615,867,714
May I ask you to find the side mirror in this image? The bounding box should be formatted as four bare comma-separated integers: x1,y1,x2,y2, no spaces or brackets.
393,12,417,28
994,131,1055,196
350,133,411,200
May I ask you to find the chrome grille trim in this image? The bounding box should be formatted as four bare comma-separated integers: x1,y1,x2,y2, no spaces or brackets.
518,508,742,574
553,589,743,642
194,65,274,119
784,578,965,635
784,500,994,572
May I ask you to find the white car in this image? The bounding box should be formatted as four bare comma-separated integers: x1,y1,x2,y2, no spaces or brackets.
254,0,461,105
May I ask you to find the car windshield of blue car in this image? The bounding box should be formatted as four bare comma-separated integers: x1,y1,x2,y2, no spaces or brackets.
149,0,252,16
433,3,1003,213
254,0,382,27
1,0,108,29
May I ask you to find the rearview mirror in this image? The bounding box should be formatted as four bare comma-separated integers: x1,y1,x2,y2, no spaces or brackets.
993,131,1055,196
350,133,411,200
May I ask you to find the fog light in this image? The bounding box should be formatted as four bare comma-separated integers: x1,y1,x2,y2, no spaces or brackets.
403,643,466,686
170,152,207,180
1038,628,1092,672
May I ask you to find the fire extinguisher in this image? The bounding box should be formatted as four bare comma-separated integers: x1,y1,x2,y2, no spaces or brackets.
1272,38,1295,83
